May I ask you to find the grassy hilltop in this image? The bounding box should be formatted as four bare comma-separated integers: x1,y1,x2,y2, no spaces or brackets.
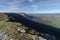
0,13,60,40
0,13,46,40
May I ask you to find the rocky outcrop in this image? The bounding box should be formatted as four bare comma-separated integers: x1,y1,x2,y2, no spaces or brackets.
0,22,46,40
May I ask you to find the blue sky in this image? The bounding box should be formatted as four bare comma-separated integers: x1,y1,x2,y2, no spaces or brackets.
0,0,60,13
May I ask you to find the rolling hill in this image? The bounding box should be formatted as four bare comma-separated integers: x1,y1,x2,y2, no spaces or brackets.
0,13,47,40
27,13,60,28
0,13,60,40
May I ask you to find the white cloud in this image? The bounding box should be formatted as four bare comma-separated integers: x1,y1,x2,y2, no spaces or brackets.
29,0,34,2
31,4,39,10
0,0,60,13
4,0,25,12
33,0,60,7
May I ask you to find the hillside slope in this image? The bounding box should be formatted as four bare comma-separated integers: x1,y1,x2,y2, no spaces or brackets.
0,13,47,40
6,13,60,40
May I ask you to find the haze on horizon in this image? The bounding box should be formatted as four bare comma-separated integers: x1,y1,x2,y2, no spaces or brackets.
0,0,60,13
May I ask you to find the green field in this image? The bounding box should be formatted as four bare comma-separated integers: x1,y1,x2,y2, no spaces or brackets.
40,16,60,28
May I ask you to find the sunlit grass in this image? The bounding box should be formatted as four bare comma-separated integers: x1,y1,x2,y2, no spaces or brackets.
0,13,8,21
0,21,40,40
50,21,60,28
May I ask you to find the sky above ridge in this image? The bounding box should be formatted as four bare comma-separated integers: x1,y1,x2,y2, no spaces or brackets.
0,0,60,13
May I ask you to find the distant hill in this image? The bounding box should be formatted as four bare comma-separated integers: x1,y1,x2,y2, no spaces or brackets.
20,13,51,25
31,17,51,25
27,13,60,28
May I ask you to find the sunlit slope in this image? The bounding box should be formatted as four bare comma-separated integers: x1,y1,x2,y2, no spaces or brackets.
39,16,60,28
0,21,42,40
0,13,9,21
49,16,60,28
0,13,45,40
27,14,60,29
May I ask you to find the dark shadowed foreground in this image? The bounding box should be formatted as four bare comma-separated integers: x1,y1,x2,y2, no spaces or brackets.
6,13,60,40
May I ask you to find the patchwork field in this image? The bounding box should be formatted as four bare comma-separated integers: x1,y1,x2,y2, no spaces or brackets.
28,14,60,29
